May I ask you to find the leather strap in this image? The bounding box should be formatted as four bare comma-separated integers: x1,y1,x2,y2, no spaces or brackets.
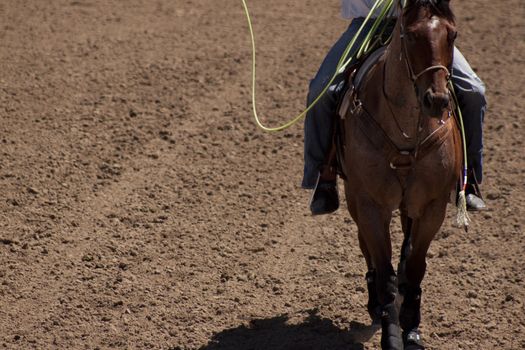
353,103,453,186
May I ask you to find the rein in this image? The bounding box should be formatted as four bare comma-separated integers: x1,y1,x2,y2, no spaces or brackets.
411,65,450,83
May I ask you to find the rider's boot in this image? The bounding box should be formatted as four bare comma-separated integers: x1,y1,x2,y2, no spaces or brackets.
310,166,339,215
465,170,487,211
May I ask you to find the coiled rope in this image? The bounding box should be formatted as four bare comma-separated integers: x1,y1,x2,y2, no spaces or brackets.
240,0,396,132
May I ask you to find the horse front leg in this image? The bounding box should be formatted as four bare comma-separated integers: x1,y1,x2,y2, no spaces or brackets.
399,197,449,350
351,199,403,350
355,231,383,324
346,197,382,323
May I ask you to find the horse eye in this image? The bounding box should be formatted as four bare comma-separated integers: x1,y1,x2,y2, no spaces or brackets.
449,31,458,43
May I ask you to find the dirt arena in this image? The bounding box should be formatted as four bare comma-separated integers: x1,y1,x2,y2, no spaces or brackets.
1,0,524,349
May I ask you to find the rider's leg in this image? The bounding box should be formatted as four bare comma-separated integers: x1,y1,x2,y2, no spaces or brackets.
303,18,371,190
303,18,372,215
451,47,487,210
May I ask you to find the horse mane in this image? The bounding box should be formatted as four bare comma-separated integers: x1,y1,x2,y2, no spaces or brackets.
405,0,455,23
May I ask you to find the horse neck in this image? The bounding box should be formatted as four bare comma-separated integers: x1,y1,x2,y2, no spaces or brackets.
383,22,418,110
382,17,455,141
375,20,424,142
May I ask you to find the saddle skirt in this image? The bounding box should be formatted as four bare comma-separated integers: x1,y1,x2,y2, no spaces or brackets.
338,46,387,120
353,46,387,92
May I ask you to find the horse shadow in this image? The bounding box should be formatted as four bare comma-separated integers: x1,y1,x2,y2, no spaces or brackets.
199,309,379,350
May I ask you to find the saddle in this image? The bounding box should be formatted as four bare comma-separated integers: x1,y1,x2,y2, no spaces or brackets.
320,45,389,182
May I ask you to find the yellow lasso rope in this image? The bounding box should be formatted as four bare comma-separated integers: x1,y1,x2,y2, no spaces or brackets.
240,0,396,132
449,82,471,227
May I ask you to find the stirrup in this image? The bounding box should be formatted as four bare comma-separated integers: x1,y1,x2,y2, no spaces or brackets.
466,170,488,211
309,173,339,216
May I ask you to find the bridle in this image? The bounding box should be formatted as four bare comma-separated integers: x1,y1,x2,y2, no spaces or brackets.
380,0,455,142
397,0,452,92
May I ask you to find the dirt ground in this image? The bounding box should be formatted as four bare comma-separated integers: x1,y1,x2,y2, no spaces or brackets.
0,0,524,349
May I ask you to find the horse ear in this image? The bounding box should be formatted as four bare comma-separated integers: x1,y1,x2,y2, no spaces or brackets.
436,0,452,9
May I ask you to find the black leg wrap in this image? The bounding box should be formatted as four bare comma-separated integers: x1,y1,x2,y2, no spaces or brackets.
399,285,422,333
365,270,381,323
380,302,403,350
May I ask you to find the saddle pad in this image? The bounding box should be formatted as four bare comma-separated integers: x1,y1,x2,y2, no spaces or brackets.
353,46,387,91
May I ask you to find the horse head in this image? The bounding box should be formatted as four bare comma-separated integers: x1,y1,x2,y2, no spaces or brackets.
400,0,457,117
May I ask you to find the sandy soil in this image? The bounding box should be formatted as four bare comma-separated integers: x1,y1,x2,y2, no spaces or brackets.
0,0,524,349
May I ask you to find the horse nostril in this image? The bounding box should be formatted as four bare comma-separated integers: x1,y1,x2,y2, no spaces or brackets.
423,91,433,109
435,93,450,109
441,94,450,108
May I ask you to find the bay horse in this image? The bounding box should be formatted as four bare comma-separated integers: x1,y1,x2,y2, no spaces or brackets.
339,0,461,349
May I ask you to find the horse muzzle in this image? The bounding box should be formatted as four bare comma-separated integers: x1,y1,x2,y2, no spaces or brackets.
421,88,450,118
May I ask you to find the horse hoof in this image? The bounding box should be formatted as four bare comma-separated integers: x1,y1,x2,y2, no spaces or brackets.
403,329,425,349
